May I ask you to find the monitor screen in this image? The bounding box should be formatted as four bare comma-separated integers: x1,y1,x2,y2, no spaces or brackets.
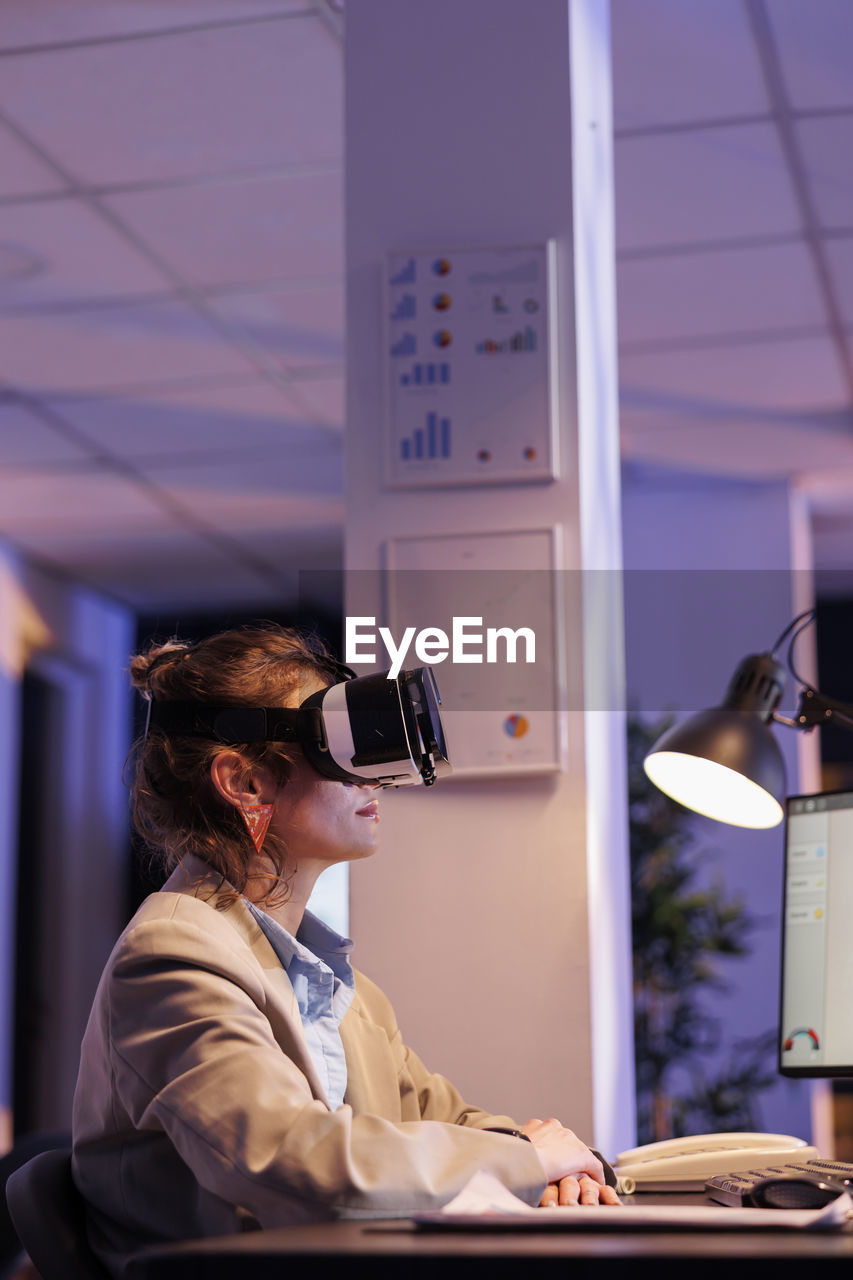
779,790,853,1077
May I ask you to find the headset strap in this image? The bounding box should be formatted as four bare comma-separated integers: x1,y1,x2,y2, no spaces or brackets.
147,701,326,747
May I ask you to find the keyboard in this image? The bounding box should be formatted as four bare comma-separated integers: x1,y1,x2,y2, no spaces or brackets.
706,1158,853,1206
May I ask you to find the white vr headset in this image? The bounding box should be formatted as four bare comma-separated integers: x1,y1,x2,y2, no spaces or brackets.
147,667,451,788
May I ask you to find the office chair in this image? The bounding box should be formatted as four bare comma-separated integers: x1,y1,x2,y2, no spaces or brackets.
5,1147,110,1280
0,1131,70,1280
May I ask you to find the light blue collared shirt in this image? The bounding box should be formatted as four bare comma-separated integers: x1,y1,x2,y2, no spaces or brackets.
246,901,355,1110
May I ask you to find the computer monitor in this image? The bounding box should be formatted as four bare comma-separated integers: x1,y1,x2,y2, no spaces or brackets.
779,790,853,1078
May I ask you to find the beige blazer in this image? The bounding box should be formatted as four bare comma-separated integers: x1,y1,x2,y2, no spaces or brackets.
71,855,545,1274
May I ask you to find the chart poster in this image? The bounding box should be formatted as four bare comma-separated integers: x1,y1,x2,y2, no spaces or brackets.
384,243,558,489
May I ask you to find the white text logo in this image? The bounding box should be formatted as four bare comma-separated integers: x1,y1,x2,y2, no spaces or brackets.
345,616,536,679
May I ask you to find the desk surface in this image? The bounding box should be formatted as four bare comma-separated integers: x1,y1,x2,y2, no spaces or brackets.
126,1197,853,1280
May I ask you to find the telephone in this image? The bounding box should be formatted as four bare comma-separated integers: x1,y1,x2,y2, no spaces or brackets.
614,1131,820,1193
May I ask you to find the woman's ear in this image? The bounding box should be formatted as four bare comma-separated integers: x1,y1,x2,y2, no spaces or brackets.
210,752,272,810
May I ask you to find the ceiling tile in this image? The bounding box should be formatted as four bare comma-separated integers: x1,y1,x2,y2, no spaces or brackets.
622,413,853,478
617,239,825,346
104,170,343,290
209,284,344,370
50,379,340,461
796,115,853,230
0,299,256,394
619,333,846,413
154,477,344,533
0,398,95,464
0,20,342,187
147,454,344,508
227,523,343,577
14,524,285,612
822,237,853,324
766,0,853,112
0,121,66,198
612,0,769,132
287,375,344,427
0,1,312,46
615,123,801,252
0,466,170,535
0,198,170,311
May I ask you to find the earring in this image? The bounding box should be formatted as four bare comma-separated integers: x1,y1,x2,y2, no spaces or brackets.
240,802,274,853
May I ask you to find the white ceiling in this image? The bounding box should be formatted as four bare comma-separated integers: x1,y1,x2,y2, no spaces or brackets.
0,0,851,612
613,0,853,589
0,0,345,613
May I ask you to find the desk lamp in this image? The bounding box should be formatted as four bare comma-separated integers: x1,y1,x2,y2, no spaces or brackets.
643,609,853,828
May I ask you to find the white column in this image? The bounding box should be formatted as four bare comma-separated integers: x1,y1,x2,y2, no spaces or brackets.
345,0,633,1153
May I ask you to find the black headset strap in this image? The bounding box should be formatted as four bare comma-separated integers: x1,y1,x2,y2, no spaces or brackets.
146,701,326,747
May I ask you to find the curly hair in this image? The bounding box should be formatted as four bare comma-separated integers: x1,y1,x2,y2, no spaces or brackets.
128,625,338,908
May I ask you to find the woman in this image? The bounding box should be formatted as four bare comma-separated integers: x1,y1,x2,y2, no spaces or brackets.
72,626,618,1275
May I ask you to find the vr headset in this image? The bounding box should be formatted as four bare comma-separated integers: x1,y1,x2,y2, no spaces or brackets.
147,667,451,788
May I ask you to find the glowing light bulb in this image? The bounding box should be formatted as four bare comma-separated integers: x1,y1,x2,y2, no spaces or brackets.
644,751,784,829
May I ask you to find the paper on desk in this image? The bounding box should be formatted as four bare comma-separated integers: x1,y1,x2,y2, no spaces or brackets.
412,1171,853,1231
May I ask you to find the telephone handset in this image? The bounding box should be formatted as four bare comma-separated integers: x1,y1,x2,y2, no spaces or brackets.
614,1131,820,1193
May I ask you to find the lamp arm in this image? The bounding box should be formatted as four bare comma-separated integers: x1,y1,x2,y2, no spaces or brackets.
785,688,853,732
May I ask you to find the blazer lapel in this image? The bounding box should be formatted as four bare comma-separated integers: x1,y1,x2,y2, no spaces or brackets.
161,854,332,1107
339,996,403,1119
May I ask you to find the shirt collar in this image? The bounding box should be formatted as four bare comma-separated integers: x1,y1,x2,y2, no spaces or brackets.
245,901,354,983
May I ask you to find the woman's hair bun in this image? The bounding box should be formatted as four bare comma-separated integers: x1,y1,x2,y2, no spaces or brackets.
129,640,192,695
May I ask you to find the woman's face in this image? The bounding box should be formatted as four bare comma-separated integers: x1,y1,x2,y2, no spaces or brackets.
266,673,380,869
267,753,380,869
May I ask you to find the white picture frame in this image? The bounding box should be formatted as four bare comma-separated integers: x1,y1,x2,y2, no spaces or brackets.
384,527,565,777
384,242,559,489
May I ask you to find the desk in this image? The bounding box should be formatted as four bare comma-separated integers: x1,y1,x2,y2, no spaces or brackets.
126,1198,853,1280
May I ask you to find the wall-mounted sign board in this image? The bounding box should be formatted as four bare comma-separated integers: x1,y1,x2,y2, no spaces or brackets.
384,243,558,489
385,527,565,776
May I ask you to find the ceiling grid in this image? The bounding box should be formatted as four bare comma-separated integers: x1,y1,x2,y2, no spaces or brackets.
0,0,851,606
613,0,853,533
0,0,345,608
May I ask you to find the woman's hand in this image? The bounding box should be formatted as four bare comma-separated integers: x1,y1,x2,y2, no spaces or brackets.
538,1174,621,1207
520,1118,621,1207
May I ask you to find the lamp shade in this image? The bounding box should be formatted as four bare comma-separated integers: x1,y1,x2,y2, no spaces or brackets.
643,652,788,829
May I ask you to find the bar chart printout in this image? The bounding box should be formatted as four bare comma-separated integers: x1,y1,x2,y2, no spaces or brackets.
400,412,452,461
385,244,556,487
400,362,450,387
